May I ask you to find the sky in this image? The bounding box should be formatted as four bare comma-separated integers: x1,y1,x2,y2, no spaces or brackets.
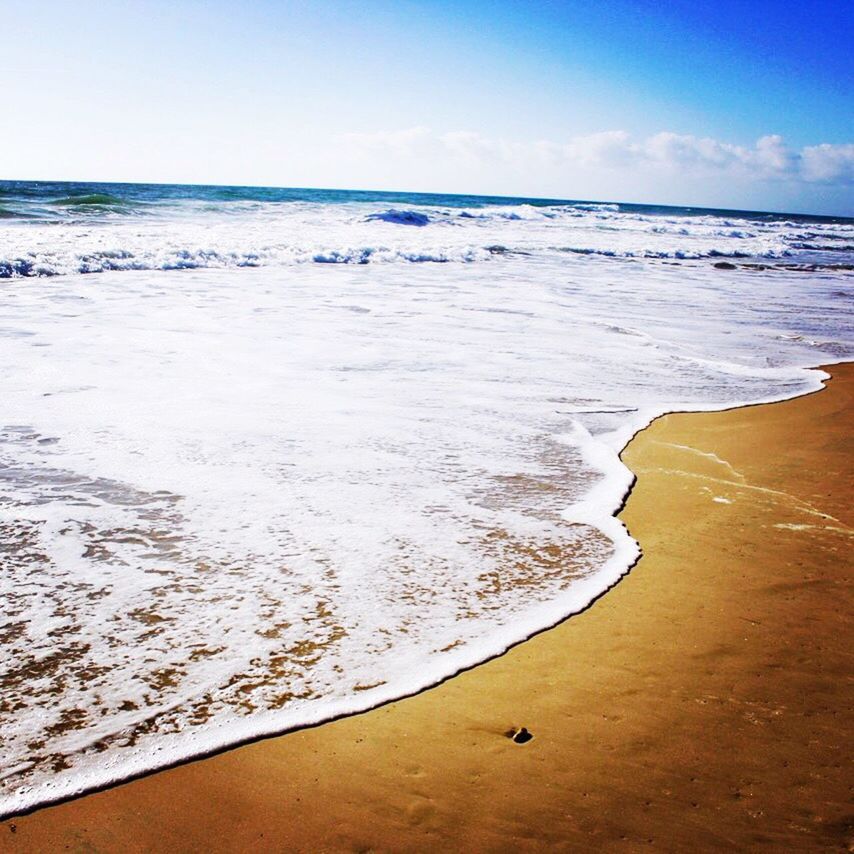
3,0,853,214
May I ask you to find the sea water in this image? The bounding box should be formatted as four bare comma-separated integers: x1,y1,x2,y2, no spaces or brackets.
1,181,852,815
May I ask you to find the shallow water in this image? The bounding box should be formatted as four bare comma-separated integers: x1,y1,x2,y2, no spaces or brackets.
0,181,852,815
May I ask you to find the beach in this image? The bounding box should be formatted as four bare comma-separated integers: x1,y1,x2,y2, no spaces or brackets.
6,362,851,852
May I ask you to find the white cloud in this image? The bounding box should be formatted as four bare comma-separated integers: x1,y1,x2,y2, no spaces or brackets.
754,134,795,173
644,132,746,170
564,130,636,167
341,126,433,156
800,143,854,183
438,131,506,161
340,127,853,185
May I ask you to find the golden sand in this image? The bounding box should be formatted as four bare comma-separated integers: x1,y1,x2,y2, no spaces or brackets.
5,365,852,852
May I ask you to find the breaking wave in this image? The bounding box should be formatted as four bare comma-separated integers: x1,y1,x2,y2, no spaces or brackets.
1,243,820,278
365,209,431,226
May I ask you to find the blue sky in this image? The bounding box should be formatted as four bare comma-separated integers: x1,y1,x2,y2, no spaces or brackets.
3,0,852,213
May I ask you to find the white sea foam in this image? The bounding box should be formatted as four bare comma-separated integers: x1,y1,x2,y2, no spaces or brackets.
2,199,853,278
0,197,852,817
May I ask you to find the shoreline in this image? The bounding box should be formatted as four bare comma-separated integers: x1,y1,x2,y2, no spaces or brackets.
0,363,834,820
5,363,853,850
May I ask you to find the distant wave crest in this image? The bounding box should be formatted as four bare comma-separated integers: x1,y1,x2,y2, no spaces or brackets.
50,193,129,207
365,209,431,226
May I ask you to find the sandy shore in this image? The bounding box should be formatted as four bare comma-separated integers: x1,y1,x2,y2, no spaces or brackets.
5,364,852,852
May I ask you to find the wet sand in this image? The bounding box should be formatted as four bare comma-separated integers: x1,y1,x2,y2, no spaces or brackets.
5,364,852,852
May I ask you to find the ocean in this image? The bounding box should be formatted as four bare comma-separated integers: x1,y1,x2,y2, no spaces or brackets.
1,179,852,816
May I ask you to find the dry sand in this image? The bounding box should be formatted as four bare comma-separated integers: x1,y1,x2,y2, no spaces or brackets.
5,364,852,852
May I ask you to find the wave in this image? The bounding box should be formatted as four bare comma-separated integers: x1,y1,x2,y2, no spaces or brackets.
565,202,620,212
49,193,132,210
314,248,459,263
790,231,854,242
50,193,128,206
0,241,827,278
0,207,34,219
455,204,559,222
0,258,43,277
788,242,854,252
0,245,501,277
365,209,431,226
554,246,773,260
649,225,758,239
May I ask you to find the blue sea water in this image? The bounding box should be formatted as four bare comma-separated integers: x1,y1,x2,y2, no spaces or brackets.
1,178,851,223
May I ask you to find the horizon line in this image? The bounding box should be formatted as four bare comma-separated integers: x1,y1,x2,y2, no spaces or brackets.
2,176,851,221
